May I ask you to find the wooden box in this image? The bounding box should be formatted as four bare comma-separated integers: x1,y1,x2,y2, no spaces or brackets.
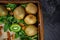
0,0,44,40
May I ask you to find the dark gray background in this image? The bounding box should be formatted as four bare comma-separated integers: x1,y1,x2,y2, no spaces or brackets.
40,0,60,40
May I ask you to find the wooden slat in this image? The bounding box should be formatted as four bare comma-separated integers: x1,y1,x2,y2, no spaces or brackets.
0,0,39,3
38,2,44,40
0,0,38,1
0,0,8,1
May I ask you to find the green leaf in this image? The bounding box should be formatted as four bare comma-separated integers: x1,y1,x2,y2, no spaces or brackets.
31,35,38,40
6,15,18,23
0,21,3,24
21,4,27,8
15,33,20,38
19,20,24,23
16,19,20,23
7,16,13,22
32,35,38,39
4,23,9,32
6,3,17,11
19,30,33,40
0,16,7,22
20,36,32,40
27,37,32,40
19,20,28,26
12,18,17,23
19,30,25,35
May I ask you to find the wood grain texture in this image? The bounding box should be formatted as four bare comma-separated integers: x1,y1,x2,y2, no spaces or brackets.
38,2,44,40
0,0,38,1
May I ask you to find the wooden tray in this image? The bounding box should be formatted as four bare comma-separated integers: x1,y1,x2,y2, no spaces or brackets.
0,1,44,40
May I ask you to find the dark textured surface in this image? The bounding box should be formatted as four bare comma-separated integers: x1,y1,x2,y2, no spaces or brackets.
40,0,60,40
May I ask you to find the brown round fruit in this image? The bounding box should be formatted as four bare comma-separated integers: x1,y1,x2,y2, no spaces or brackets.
13,6,25,20
25,3,37,14
0,5,8,16
24,15,36,24
25,25,37,36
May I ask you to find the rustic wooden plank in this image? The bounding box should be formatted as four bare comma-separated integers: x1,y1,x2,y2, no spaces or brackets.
0,0,38,1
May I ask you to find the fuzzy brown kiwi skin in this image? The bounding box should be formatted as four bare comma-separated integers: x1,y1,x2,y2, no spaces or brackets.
25,25,37,36
24,15,37,24
25,3,37,14
0,5,8,16
13,6,25,20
